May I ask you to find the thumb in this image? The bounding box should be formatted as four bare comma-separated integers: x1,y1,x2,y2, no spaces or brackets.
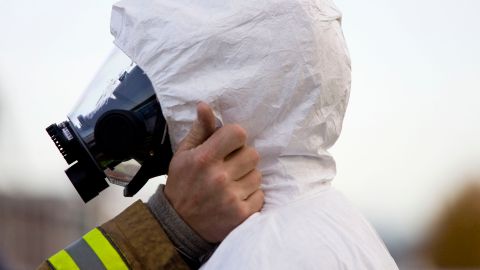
176,102,216,152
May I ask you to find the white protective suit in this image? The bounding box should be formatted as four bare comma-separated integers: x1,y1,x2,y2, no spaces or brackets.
111,0,398,269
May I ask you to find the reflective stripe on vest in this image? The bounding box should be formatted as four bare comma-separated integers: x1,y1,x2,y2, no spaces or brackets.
48,228,129,270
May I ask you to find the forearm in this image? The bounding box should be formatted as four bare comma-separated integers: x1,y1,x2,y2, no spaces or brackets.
39,201,190,270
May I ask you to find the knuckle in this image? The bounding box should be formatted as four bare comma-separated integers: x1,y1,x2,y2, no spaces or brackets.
254,201,263,212
229,124,247,142
193,150,212,168
236,205,251,219
212,171,228,186
257,189,265,201
223,190,239,205
252,170,262,185
248,147,260,164
249,191,264,212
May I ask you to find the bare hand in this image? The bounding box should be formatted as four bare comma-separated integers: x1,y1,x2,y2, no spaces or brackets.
164,102,264,243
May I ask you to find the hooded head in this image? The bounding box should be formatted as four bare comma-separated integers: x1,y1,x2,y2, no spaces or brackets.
111,0,350,209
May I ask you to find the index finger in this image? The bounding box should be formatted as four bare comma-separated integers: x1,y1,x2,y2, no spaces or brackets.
199,124,247,160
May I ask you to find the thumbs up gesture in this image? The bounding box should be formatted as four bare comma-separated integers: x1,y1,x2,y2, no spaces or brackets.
164,102,264,243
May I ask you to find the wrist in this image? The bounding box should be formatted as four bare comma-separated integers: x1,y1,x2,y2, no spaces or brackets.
147,185,215,264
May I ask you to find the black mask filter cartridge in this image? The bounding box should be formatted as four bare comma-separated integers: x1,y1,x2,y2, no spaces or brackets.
46,51,172,203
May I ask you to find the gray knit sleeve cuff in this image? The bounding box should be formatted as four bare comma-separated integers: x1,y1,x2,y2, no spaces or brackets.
147,185,215,263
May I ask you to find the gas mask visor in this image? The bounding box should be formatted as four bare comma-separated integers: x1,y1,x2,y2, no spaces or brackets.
46,47,172,203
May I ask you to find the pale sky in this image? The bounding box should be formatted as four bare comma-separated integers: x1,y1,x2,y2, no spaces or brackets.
0,0,479,246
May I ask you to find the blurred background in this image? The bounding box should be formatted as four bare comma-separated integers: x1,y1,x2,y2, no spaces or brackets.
0,0,479,269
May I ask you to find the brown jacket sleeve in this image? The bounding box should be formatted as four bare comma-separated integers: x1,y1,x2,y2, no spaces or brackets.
37,261,51,270
38,200,190,270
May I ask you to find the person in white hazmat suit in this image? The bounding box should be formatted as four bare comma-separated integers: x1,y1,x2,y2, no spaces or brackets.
111,0,398,269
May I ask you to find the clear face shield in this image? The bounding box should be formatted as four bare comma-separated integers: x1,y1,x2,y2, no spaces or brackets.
47,48,172,202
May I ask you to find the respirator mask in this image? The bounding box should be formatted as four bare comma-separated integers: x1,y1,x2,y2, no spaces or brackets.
46,48,172,203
